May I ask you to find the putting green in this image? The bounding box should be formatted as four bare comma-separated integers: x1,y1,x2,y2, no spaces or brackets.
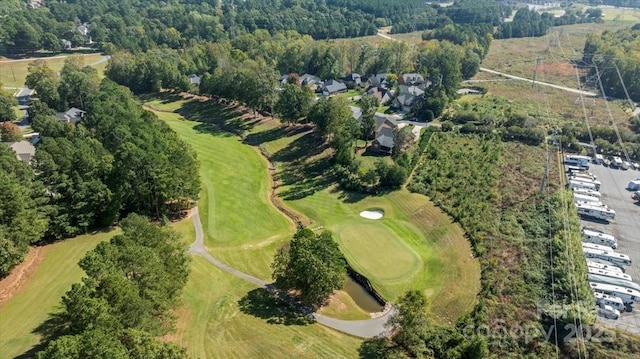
337,223,421,282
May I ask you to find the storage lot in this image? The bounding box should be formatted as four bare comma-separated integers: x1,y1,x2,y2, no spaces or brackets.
584,164,640,334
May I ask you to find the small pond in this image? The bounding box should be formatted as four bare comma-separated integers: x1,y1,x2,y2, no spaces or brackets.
344,276,384,313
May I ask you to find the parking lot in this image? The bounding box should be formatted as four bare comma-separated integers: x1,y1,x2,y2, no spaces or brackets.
584,163,640,334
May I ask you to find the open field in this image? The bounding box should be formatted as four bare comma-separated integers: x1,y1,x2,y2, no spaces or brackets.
171,255,362,359
286,188,480,323
145,99,294,281
0,53,104,88
601,7,640,23
0,230,117,358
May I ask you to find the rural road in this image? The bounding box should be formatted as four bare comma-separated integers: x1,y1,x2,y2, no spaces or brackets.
188,207,395,338
376,31,599,97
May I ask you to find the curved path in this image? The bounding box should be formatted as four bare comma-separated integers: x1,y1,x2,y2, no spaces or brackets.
188,207,395,338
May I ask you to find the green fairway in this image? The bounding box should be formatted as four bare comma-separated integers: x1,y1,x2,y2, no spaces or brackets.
146,100,293,280
286,189,480,323
172,255,362,359
0,53,104,88
0,230,117,358
337,223,421,282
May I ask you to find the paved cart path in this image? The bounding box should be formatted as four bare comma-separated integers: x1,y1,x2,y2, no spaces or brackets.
188,207,395,338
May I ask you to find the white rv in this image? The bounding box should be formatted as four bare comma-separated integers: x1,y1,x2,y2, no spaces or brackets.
583,229,617,249
575,200,606,208
568,176,601,190
612,156,623,168
576,202,615,221
589,282,640,304
583,247,631,267
569,171,597,181
588,274,640,293
594,292,626,312
586,260,624,274
573,187,601,198
582,242,615,252
588,267,632,282
569,180,598,191
598,304,620,319
565,154,591,166
573,193,601,204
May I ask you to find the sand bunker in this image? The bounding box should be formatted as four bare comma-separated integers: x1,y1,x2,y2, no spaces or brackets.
359,210,384,220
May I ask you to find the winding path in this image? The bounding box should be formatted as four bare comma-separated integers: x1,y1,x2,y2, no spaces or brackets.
188,207,395,338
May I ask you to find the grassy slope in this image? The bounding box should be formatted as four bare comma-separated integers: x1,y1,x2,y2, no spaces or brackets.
0,230,117,358
0,53,104,88
286,189,480,324
148,102,293,280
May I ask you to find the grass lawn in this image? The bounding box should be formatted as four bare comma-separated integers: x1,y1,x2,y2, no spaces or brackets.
171,255,362,359
145,98,294,280
286,188,480,324
0,53,103,88
0,229,117,358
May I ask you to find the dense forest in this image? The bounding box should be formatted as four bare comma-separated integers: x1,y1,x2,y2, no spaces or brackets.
497,7,603,39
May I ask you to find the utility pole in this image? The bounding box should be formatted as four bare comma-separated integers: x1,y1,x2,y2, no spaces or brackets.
532,57,540,89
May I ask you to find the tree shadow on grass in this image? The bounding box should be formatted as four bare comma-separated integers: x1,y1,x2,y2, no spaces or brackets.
15,311,68,358
177,100,258,137
238,288,315,326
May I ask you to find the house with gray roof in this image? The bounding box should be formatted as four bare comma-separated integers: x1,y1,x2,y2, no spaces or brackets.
14,88,35,105
367,73,389,88
4,140,36,163
300,74,321,88
56,107,86,124
341,73,362,89
188,74,202,86
399,73,425,86
321,80,347,96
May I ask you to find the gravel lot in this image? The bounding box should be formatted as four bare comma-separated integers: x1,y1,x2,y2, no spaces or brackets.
582,164,640,335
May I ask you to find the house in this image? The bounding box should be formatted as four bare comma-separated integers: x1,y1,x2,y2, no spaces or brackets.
366,86,393,105
341,73,361,89
321,80,347,96
56,107,86,124
399,73,425,86
392,86,424,112
367,73,389,88
61,39,72,50
350,106,362,122
372,115,398,154
300,74,321,88
27,0,43,9
188,74,202,86
4,141,36,163
14,88,35,106
77,23,92,44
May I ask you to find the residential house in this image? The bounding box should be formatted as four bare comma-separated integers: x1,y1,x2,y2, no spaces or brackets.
367,73,389,88
392,85,424,113
321,80,347,96
61,39,72,50
366,86,393,105
399,73,425,86
350,106,362,122
56,107,86,124
4,141,36,163
77,23,92,44
300,74,321,89
341,73,361,89
372,115,398,155
279,74,290,86
27,0,43,9
188,74,202,86
14,88,35,106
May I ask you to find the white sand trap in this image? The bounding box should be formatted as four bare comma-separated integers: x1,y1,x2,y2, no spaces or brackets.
360,210,384,220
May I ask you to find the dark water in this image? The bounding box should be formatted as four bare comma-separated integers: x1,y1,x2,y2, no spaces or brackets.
344,276,384,313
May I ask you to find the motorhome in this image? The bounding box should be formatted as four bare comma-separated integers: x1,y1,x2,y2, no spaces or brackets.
583,247,631,267
565,154,591,166
583,229,617,249
594,292,626,312
565,165,589,173
582,242,615,252
597,304,620,319
594,154,604,164
575,200,606,208
588,274,640,293
573,193,601,203
569,176,601,190
587,260,624,274
573,188,601,198
622,161,630,170
576,202,615,221
612,156,623,168
589,282,640,304
569,172,597,181
568,180,598,191
588,267,632,282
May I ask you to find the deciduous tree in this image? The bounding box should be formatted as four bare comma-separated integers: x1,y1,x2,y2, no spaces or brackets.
274,83,314,124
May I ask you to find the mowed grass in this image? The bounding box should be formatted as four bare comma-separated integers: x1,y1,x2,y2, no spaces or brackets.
0,53,104,88
0,230,117,358
286,188,480,324
147,99,293,280
172,255,362,359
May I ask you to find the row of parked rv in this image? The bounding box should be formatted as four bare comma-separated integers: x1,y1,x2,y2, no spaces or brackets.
565,155,637,320
565,155,616,222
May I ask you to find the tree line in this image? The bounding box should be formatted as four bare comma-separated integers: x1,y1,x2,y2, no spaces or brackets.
496,7,603,39
0,57,200,276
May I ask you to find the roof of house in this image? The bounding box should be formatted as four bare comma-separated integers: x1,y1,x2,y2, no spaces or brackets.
401,73,424,84
375,127,395,149
77,23,90,35
350,106,363,122
4,141,36,163
367,86,391,102
322,80,347,94
394,93,421,107
301,74,321,86
56,107,86,124
342,73,361,82
15,88,35,98
397,85,424,96
188,74,201,85
375,114,396,130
